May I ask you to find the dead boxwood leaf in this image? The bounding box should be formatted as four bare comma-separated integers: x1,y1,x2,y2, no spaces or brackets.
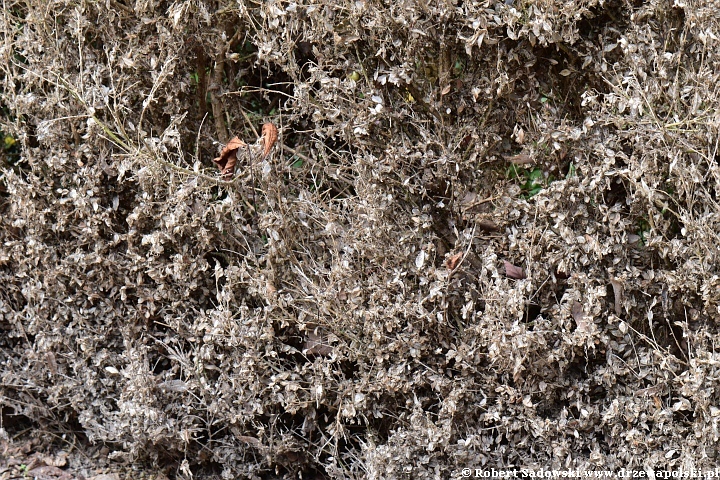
214,136,246,178
503,260,526,279
45,451,68,467
262,122,278,158
477,219,499,231
504,153,535,165
235,435,263,447
609,277,624,315
28,466,72,480
572,300,590,333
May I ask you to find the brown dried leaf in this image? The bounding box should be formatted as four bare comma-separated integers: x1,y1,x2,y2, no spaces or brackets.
213,136,246,178
266,279,277,297
261,122,278,157
446,252,463,271
45,351,57,375
504,153,535,165
28,466,72,480
609,277,624,315
477,219,499,231
512,357,525,385
45,451,68,467
235,435,263,447
627,233,641,244
572,301,590,333
503,260,526,279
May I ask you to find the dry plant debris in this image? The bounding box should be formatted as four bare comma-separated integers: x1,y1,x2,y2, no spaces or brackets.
261,122,278,158
504,260,527,280
445,251,464,271
212,123,277,178
213,136,246,178
2,0,720,477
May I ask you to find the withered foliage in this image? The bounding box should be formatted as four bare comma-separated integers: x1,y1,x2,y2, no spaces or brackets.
261,122,278,158
213,136,246,178
446,251,464,271
1,0,720,478
504,260,527,280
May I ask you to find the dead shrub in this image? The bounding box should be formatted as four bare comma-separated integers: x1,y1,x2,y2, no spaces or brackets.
2,0,720,477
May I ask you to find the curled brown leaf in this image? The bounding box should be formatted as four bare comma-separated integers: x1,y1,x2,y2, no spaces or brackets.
572,300,590,333
261,122,278,158
503,260,526,279
213,136,246,178
446,252,463,271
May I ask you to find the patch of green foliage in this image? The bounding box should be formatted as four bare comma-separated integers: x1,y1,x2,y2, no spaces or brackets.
507,164,556,198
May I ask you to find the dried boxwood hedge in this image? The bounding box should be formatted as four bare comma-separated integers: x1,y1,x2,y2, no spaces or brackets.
2,0,720,478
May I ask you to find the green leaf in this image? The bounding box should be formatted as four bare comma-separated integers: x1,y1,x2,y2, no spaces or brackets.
453,60,464,76
566,162,576,178
507,164,522,179
528,168,543,181
527,187,542,197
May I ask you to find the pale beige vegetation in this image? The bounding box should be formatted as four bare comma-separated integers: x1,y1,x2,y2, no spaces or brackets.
2,0,720,478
